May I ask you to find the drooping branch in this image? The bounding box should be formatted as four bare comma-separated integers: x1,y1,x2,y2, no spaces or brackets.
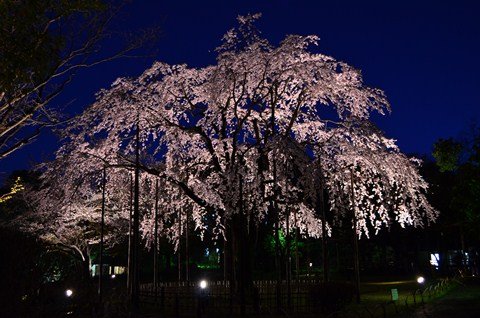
0,0,158,160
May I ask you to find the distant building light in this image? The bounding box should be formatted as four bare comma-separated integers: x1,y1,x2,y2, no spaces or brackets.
199,280,207,289
66,289,73,297
430,253,440,268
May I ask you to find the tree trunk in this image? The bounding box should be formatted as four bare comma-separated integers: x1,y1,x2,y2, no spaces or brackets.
131,125,141,309
286,207,292,308
318,158,329,282
230,213,255,316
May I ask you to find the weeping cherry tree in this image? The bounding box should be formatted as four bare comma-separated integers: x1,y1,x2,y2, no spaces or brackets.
34,14,437,308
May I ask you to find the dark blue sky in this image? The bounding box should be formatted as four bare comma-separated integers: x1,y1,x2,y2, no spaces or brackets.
2,0,479,181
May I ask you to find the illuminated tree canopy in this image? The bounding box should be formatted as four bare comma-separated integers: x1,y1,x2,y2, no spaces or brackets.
28,14,437,259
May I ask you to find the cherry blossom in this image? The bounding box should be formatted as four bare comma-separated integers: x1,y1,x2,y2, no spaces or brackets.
26,14,437,280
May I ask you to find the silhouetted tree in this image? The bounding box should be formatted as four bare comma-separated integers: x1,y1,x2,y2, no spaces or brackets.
0,0,154,159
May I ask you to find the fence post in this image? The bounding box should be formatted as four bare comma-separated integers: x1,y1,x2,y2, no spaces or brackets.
175,293,179,318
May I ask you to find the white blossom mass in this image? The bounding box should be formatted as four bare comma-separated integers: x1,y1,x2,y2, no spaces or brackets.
29,14,438,255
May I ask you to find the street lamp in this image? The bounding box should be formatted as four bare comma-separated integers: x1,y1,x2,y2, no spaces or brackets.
417,276,425,284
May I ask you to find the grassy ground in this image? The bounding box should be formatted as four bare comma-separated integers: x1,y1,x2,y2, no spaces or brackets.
339,276,461,318
17,275,463,317
393,276,480,318
129,276,460,318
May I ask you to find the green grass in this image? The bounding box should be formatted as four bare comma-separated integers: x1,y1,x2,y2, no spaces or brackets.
340,277,459,318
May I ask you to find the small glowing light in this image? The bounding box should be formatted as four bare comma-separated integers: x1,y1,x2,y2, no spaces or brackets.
430,253,440,268
417,276,425,284
111,274,116,279
199,280,207,289
309,262,313,267
66,289,73,297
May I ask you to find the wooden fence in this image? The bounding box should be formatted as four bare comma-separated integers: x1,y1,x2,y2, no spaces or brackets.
137,275,460,318
138,279,345,317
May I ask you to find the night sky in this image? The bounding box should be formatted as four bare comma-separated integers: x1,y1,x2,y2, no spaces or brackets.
2,0,479,181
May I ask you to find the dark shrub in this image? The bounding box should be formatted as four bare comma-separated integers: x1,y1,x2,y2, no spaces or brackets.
309,281,355,313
